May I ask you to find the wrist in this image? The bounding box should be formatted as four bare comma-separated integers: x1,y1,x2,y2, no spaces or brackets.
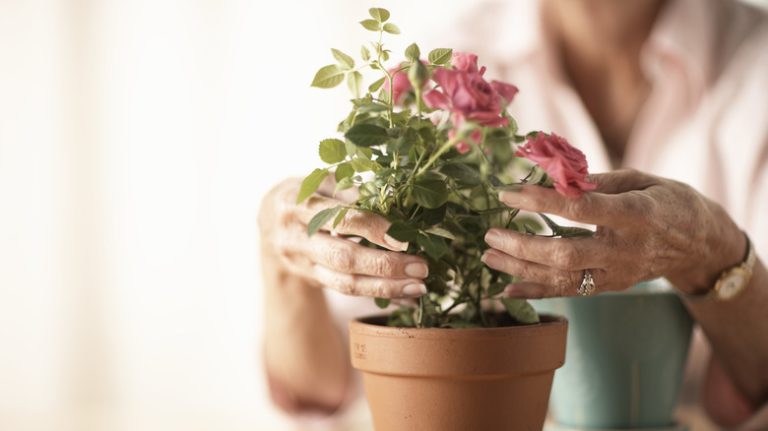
672,208,746,295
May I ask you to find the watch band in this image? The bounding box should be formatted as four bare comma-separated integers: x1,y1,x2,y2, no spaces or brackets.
684,232,755,302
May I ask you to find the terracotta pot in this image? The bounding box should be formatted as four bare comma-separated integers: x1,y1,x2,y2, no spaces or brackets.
349,314,568,431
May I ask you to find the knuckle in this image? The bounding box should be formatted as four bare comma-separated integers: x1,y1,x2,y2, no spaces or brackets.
336,274,357,295
553,245,579,269
326,246,356,271
371,254,398,276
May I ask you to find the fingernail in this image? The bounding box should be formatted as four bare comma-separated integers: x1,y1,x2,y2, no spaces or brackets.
402,283,427,297
484,229,501,247
384,234,408,251
481,251,501,268
405,262,429,278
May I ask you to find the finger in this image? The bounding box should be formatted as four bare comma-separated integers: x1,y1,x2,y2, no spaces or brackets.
295,195,407,251
499,185,636,226
484,228,605,270
587,168,658,194
313,264,427,298
481,249,581,296
284,232,428,278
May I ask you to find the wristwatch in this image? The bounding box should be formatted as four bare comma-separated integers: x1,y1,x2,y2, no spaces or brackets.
687,233,756,302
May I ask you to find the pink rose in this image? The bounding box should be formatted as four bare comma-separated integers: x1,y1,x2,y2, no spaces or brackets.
451,52,483,74
383,67,413,106
515,132,597,198
424,67,509,128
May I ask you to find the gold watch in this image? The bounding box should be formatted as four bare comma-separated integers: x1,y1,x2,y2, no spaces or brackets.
688,233,756,302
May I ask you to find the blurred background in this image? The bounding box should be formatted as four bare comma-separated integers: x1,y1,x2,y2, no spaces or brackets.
1,1,766,431
0,0,476,430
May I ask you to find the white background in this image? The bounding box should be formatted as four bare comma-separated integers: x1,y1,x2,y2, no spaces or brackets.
0,1,474,430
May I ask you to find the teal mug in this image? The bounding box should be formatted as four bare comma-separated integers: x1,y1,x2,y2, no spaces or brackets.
534,281,694,429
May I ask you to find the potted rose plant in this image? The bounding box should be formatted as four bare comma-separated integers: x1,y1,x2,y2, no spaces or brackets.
299,8,596,431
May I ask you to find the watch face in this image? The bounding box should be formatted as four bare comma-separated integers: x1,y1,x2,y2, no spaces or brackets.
720,270,747,300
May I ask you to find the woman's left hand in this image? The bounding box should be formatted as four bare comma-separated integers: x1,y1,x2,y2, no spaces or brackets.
481,168,746,298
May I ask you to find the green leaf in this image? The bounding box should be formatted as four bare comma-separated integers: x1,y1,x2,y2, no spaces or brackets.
424,227,455,240
335,176,354,191
297,168,328,203
487,282,506,297
360,19,380,31
333,207,349,228
311,65,345,88
361,45,371,61
417,233,449,260
374,297,391,309
319,139,346,164
331,48,354,70
405,43,420,62
347,71,363,98
557,226,595,238
502,298,540,324
538,213,593,237
350,157,378,173
344,124,389,147
440,163,481,186
368,7,390,22
386,221,419,242
368,76,386,93
382,23,400,34
335,162,354,182
307,205,341,236
428,48,453,65
412,174,449,209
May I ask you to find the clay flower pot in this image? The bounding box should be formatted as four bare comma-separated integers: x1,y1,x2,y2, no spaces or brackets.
349,314,568,431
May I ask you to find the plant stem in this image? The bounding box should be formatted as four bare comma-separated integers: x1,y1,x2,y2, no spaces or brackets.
416,135,462,176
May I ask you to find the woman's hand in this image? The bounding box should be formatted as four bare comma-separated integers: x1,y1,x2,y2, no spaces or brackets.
258,178,428,298
481,168,746,297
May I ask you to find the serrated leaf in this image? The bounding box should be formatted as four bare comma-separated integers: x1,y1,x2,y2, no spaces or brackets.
424,227,455,240
297,168,328,203
331,48,354,70
319,138,346,164
368,76,386,93
350,157,378,173
382,23,400,34
412,174,449,209
501,298,539,324
374,297,391,309
368,8,390,22
335,162,354,182
344,124,389,147
428,48,453,65
405,43,420,62
361,45,371,61
347,71,363,98
307,205,341,236
417,233,449,260
311,65,345,88
360,19,380,31
333,207,349,228
386,221,418,242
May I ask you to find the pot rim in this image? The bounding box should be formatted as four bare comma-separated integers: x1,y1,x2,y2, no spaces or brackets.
350,313,567,340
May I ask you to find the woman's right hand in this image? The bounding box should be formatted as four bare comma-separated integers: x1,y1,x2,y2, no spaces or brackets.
258,178,429,298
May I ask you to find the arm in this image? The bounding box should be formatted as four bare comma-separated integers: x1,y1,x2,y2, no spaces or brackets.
480,169,768,427
258,179,428,414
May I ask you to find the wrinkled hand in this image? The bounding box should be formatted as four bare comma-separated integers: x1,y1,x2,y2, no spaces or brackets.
481,169,745,298
258,178,428,298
